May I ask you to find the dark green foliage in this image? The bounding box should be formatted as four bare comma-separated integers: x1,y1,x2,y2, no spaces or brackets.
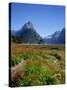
53,53,61,60
51,47,59,50
11,36,22,43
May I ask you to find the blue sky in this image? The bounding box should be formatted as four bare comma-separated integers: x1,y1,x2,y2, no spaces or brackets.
10,3,65,37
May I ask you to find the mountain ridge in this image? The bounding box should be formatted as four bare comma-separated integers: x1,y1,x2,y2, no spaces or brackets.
44,28,65,44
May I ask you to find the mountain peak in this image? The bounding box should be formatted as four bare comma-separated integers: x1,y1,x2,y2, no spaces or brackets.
27,21,32,25
23,21,34,30
52,31,61,38
11,21,44,44
44,28,65,44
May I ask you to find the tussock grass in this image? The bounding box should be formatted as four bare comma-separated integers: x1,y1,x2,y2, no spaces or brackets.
10,44,65,87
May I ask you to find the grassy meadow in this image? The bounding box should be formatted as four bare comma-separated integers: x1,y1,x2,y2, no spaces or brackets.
10,43,65,87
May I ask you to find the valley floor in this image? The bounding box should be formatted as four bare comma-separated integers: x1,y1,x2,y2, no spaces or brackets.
10,43,65,87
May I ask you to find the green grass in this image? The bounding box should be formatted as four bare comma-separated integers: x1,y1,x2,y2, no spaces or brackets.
11,55,22,66
19,53,31,60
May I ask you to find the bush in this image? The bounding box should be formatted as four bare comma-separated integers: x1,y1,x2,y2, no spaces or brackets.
53,53,61,60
